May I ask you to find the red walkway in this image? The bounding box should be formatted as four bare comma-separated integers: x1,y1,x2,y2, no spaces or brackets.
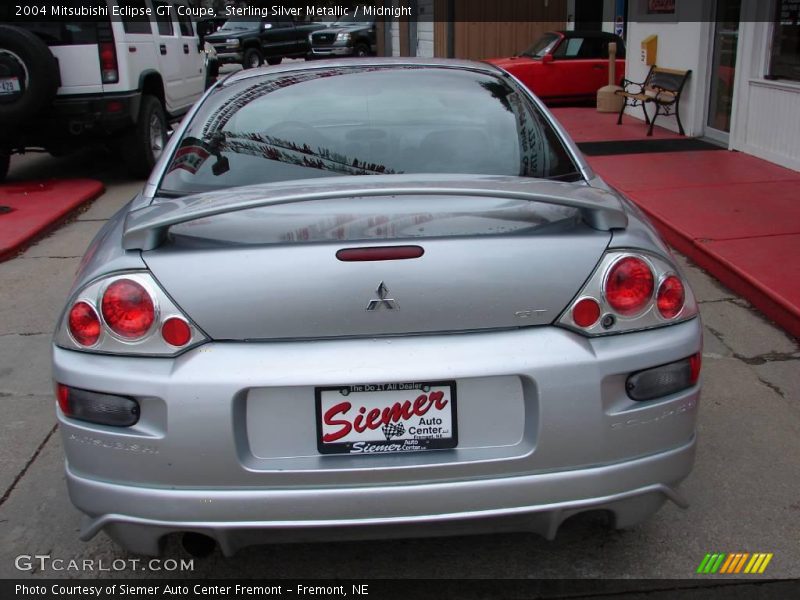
0,179,105,261
552,107,800,339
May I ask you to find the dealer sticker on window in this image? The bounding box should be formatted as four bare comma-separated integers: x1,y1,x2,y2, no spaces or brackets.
316,381,457,455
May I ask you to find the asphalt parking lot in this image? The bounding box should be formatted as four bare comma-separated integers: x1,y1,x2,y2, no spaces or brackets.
0,149,798,581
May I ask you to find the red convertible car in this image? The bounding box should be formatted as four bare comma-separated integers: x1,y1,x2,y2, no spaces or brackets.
485,31,626,105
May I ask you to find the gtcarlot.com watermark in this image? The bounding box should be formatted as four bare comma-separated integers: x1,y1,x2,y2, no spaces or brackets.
15,554,194,573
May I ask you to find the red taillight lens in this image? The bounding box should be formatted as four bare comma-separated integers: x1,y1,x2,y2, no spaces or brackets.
690,352,702,384
55,384,140,427
336,246,425,262
68,301,101,346
161,317,191,347
101,279,155,340
657,275,685,319
605,256,654,316
572,297,601,328
626,355,699,401
98,42,119,84
56,383,70,414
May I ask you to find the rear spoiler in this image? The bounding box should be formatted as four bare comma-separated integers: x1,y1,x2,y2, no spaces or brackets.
122,175,628,251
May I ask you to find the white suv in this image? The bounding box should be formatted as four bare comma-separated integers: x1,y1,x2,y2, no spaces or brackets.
0,0,207,180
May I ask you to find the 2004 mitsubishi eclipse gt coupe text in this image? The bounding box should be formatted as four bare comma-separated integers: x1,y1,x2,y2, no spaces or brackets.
53,59,702,556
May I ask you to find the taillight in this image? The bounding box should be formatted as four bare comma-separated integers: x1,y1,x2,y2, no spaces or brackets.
558,251,698,336
689,352,702,384
56,383,70,414
336,246,425,262
98,42,119,84
68,301,101,347
161,317,191,347
572,297,600,328
626,354,701,401
56,383,140,427
101,279,155,340
657,275,685,319
56,273,206,355
605,256,654,316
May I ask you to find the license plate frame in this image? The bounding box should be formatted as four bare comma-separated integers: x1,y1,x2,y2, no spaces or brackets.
315,381,458,455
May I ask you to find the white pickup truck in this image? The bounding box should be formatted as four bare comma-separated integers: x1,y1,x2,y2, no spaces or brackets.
0,0,210,180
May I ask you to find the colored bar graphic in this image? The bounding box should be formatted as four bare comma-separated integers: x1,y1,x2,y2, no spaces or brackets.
699,552,773,575
744,554,760,574
720,553,736,573
696,553,713,574
734,553,749,573
758,554,773,573
703,552,720,573
711,553,726,573
724,553,741,573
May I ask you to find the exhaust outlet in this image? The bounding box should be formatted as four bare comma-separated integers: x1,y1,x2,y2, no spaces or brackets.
181,532,217,558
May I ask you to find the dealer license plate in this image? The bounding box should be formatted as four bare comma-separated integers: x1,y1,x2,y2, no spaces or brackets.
316,381,457,455
0,77,21,95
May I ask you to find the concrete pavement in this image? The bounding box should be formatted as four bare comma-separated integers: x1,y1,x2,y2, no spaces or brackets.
0,151,798,580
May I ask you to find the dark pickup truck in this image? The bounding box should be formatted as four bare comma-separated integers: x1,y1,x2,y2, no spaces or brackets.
205,17,325,68
309,17,377,58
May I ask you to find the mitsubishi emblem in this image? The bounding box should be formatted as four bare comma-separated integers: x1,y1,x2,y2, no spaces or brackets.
366,281,398,311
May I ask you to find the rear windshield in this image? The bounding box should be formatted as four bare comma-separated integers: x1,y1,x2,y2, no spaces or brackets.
159,66,581,196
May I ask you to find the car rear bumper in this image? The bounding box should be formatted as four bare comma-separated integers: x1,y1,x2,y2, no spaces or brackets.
70,440,693,556
5,91,141,150
53,318,702,554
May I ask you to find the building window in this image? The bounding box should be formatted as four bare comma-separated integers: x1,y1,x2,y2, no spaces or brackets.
769,0,800,81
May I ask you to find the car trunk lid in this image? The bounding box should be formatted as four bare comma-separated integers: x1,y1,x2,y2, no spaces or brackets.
137,176,622,340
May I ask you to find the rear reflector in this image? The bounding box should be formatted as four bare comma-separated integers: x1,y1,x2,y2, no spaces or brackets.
161,317,191,347
56,383,70,415
626,355,699,401
336,246,424,262
572,297,600,328
56,384,140,427
689,352,702,384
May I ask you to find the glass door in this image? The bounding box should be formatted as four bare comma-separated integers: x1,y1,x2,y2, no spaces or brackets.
706,0,741,143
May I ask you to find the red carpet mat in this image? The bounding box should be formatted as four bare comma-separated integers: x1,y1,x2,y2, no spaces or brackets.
552,106,800,339
0,179,105,261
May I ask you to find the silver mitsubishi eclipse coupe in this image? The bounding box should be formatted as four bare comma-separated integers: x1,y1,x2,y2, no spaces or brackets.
52,59,702,556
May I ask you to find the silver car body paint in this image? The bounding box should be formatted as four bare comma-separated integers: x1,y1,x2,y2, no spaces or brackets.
53,59,702,556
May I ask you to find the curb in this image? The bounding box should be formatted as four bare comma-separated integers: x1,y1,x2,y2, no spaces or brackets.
639,207,800,340
0,179,105,262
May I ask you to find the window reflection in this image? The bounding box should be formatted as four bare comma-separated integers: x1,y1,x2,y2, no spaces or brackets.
161,66,578,196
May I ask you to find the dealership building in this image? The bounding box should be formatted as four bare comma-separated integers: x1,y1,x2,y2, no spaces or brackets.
380,0,800,171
